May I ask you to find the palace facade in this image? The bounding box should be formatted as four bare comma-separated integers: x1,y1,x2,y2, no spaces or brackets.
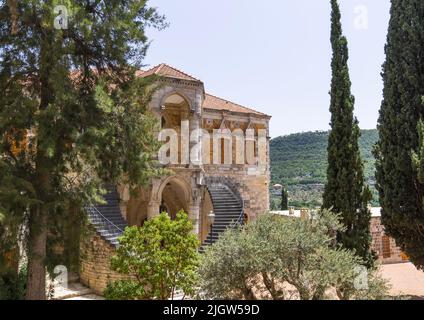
80,64,272,294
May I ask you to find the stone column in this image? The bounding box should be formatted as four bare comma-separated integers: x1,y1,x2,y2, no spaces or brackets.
189,115,201,167
189,199,201,237
117,185,130,221
147,201,161,219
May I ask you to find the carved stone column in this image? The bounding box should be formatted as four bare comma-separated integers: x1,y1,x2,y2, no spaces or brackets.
189,114,201,167
147,201,161,219
189,188,202,237
189,203,201,237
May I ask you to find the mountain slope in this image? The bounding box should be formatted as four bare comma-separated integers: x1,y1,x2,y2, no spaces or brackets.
270,129,379,208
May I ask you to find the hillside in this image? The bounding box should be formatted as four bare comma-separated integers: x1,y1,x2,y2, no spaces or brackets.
270,129,379,208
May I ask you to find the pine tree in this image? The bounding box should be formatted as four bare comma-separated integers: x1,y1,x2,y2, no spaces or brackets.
281,186,288,211
322,0,373,266
0,0,166,299
375,0,424,268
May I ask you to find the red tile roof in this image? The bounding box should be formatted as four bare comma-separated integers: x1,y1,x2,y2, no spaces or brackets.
138,64,270,117
203,93,270,117
138,63,200,82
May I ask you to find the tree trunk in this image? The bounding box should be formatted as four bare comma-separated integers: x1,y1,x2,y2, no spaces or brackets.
26,206,48,300
262,272,284,300
25,24,54,300
243,281,257,300
64,203,81,273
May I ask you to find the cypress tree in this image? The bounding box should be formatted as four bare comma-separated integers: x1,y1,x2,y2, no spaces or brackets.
375,0,424,268
281,186,289,211
0,0,166,299
322,0,373,266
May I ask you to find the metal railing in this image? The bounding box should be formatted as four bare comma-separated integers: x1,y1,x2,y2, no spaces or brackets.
85,203,124,234
206,184,245,235
230,199,244,229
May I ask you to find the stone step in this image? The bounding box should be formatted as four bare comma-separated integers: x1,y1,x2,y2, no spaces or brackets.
213,223,238,228
213,217,241,221
202,183,244,248
212,203,240,207
52,283,94,300
85,186,128,247
212,206,242,210
91,219,126,227
90,220,125,226
213,211,241,215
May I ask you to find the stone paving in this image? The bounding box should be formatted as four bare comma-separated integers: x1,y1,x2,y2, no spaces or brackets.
53,282,104,300
64,294,105,300
380,262,424,298
53,262,424,300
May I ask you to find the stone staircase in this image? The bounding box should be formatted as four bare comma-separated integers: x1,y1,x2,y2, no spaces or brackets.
85,186,127,247
201,184,244,251
85,184,243,251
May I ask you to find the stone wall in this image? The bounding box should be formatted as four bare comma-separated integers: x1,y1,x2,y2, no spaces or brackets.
204,165,270,220
79,228,128,295
370,216,408,264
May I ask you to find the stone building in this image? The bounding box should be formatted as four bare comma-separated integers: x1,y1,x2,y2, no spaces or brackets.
369,208,409,264
80,64,272,294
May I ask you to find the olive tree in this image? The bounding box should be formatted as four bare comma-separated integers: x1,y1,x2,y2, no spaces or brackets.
198,211,389,300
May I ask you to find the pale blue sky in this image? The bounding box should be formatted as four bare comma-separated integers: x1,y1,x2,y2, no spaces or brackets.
144,0,391,138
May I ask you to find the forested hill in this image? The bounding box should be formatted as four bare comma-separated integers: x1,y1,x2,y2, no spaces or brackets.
269,129,379,208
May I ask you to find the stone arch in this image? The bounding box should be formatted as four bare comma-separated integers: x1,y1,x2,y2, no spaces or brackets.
154,175,191,203
160,93,191,126
159,90,194,114
125,186,151,227
154,176,192,219
158,92,193,165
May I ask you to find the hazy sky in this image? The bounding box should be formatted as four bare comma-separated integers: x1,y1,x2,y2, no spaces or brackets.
144,0,391,138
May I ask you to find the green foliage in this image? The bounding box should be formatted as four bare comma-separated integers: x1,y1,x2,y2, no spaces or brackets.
374,0,424,268
412,119,424,184
270,130,379,208
322,0,373,267
0,0,167,298
0,266,27,300
269,196,281,211
104,211,200,300
281,187,288,211
198,211,388,300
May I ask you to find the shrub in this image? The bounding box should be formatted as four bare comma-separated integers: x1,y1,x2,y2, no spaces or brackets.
104,211,200,300
0,266,27,300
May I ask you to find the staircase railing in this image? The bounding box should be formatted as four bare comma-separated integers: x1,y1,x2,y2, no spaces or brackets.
85,203,124,233
230,198,244,229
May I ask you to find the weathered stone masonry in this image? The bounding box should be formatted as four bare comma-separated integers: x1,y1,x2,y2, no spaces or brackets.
80,63,272,294
80,227,130,295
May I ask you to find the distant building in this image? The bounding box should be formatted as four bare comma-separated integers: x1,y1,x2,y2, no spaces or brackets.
369,208,408,264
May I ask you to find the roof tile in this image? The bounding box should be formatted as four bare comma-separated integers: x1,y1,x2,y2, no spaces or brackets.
138,64,270,117
138,63,200,82
203,93,270,117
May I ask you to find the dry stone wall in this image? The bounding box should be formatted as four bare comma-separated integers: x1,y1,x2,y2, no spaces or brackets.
79,227,129,295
